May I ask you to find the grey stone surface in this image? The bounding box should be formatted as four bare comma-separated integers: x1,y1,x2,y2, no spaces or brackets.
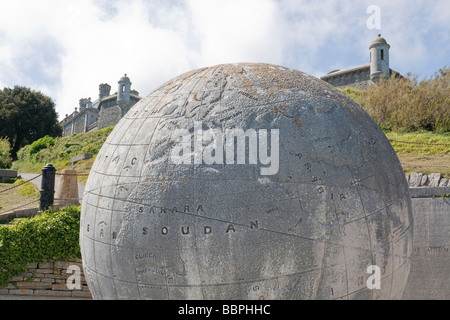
409,172,424,188
420,174,429,187
402,197,450,299
80,63,413,300
439,178,448,187
70,153,93,166
0,169,17,182
406,172,450,188
320,64,373,90
409,187,450,198
428,173,442,187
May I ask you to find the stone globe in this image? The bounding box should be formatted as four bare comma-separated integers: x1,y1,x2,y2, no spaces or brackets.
80,63,413,300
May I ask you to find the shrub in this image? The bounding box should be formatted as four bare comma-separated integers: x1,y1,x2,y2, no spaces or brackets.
16,144,30,162
28,135,55,157
341,66,450,132
0,206,81,286
14,126,114,167
0,137,12,169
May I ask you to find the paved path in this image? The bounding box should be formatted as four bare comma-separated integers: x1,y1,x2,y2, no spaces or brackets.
19,172,85,201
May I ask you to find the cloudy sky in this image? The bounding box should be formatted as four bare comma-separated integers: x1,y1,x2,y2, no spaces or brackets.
0,0,448,120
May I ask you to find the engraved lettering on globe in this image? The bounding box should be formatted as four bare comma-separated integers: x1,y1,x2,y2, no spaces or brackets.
80,63,413,300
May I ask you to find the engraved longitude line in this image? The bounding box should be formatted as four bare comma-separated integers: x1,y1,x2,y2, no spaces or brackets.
134,93,172,300
93,141,119,300
165,70,209,300
112,114,149,300
137,67,211,183
187,66,220,299
347,165,375,299
298,108,352,299
134,68,211,299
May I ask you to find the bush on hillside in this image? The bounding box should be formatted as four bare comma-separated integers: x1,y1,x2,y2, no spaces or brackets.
341,66,450,132
0,137,13,169
16,126,114,164
0,206,81,286
28,135,55,157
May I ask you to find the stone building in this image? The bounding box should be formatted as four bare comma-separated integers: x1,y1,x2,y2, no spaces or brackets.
60,74,141,137
320,35,402,90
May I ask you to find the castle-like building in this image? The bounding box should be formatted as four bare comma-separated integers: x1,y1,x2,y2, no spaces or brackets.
321,34,402,90
60,74,141,137
60,36,397,137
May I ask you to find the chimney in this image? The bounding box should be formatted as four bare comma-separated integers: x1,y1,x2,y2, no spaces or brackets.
99,83,111,100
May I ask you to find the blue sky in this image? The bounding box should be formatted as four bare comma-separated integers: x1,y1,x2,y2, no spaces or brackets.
0,0,448,120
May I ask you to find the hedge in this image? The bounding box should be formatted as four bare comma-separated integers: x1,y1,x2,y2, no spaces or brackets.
0,206,81,286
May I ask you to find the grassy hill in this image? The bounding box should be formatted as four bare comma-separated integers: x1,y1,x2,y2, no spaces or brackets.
385,131,450,177
11,126,114,175
10,124,449,179
10,68,448,178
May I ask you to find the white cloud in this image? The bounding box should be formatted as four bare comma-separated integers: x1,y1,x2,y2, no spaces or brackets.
0,0,448,120
55,0,193,117
188,0,285,66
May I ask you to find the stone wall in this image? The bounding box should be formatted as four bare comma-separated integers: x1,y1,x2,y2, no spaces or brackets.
407,172,449,187
1,186,448,300
73,118,86,135
0,259,92,299
321,68,373,90
98,105,122,130
402,188,450,300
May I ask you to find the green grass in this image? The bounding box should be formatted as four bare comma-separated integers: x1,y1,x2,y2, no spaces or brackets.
13,179,39,197
10,124,450,180
0,179,39,214
384,131,450,177
385,131,450,155
12,126,113,173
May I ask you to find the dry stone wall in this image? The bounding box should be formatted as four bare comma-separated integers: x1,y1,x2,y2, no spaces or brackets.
0,259,92,299
407,172,449,187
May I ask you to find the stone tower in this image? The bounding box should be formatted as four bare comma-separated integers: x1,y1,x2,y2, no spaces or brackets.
118,74,131,111
99,83,111,100
369,34,390,82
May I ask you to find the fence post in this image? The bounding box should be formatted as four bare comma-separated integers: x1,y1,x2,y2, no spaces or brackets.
39,163,56,212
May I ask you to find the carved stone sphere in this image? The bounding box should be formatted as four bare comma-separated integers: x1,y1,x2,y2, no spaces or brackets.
80,63,413,300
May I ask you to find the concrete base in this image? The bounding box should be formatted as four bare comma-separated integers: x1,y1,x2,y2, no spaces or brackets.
54,169,79,206
402,196,450,299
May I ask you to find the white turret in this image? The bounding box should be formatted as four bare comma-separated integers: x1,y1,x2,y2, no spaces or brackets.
369,34,390,81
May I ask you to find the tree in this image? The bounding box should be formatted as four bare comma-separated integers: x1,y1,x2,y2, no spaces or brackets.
0,137,12,168
0,86,62,159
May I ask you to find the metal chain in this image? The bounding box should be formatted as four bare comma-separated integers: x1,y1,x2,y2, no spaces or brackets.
0,174,42,194
401,162,450,169
0,198,40,216
389,139,450,146
55,172,89,176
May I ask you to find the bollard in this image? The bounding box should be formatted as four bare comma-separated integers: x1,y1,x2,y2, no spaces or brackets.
55,169,79,206
39,163,56,212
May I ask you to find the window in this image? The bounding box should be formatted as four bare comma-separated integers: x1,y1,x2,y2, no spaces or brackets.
381,49,384,60
122,85,125,93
